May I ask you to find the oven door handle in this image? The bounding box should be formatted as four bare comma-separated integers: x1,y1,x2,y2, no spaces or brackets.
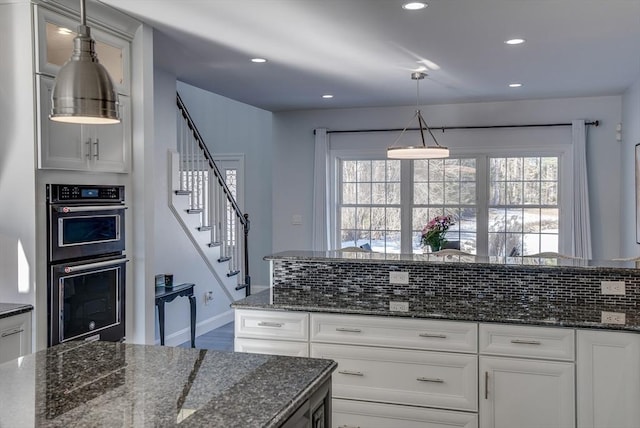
60,259,129,273
55,205,128,213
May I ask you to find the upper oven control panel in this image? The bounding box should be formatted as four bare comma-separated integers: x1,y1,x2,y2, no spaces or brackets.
48,184,125,204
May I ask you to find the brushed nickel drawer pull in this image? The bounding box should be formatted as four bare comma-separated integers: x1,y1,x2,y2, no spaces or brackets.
510,339,542,345
419,333,447,338
336,327,362,333
338,370,364,376
417,377,444,383
1,328,24,338
485,371,489,399
257,321,283,328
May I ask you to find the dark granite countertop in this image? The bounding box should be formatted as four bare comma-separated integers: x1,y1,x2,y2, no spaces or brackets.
265,250,640,270
233,290,640,333
0,341,336,427
0,303,34,319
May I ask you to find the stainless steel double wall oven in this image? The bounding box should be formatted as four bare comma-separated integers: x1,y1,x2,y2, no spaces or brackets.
47,184,128,346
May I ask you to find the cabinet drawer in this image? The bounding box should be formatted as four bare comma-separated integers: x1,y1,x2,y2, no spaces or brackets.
334,399,478,428
479,323,575,361
311,343,478,411
234,310,308,341
234,338,309,357
311,313,477,353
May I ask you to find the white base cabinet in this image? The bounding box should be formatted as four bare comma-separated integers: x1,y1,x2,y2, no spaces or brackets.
577,330,640,428
234,308,640,427
0,312,32,365
234,310,309,357
311,343,477,411
479,356,575,428
333,399,478,428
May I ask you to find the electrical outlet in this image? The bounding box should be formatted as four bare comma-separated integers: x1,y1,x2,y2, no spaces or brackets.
601,311,626,325
390,301,409,312
601,281,625,295
389,271,409,284
204,291,214,305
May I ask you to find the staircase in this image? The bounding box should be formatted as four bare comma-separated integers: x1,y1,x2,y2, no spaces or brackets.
168,93,251,303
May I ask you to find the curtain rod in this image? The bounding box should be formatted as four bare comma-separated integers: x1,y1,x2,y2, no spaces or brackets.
315,120,599,135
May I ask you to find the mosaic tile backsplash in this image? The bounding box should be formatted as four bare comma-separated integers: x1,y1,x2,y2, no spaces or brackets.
271,259,639,326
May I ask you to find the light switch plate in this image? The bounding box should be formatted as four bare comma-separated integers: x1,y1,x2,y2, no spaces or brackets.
389,271,409,284
390,301,409,312
601,281,625,295
601,311,626,325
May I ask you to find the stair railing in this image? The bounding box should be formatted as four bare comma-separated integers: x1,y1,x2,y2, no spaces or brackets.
176,93,251,296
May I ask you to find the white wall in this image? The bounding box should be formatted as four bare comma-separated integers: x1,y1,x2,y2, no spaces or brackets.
176,82,273,287
273,96,623,260
621,75,640,256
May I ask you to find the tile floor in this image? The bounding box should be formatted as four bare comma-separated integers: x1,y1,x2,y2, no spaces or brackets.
179,321,234,351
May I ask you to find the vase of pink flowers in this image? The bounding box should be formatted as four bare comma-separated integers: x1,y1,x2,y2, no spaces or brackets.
421,215,454,252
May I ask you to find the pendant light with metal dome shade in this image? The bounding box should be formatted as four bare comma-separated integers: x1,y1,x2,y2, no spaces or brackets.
50,0,120,124
387,72,449,159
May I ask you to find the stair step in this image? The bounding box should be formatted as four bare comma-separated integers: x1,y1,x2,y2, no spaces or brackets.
227,270,241,278
217,256,232,263
197,226,213,231
235,283,248,290
207,242,222,248
186,209,203,214
175,190,191,195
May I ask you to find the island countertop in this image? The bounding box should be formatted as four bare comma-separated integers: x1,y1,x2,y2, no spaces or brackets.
0,341,336,427
0,302,33,319
233,290,640,333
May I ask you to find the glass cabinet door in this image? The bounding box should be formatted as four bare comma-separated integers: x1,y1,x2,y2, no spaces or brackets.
35,5,130,95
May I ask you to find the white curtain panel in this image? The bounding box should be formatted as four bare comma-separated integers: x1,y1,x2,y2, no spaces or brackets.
572,120,592,259
312,128,329,250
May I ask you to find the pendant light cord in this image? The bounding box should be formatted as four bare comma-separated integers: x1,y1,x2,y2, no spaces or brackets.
80,0,86,27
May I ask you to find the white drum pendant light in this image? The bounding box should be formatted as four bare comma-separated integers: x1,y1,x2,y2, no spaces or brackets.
50,0,120,124
387,72,448,159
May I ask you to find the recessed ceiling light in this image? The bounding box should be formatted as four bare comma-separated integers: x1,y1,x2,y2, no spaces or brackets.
402,2,427,10
251,58,267,63
57,27,73,35
509,83,523,88
322,94,334,99
505,38,525,45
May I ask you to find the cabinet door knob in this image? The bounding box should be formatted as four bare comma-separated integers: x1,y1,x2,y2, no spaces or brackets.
510,339,542,345
1,328,24,338
338,370,364,376
485,371,489,399
416,377,444,383
335,327,362,333
419,332,447,338
257,321,283,328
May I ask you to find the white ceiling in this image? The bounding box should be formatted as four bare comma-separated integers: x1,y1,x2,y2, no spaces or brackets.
100,0,640,112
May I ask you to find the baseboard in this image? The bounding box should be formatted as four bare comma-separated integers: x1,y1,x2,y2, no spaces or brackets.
156,309,235,347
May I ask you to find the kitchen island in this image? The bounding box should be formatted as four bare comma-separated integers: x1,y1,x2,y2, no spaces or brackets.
231,250,640,428
0,340,336,427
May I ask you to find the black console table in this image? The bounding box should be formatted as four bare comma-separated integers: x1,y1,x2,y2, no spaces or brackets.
155,283,196,348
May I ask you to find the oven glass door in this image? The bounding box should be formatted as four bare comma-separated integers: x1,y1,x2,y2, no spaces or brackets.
49,205,126,261
50,257,126,345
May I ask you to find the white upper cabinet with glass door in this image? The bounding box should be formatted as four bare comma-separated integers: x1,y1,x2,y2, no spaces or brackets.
34,5,130,95
33,4,132,172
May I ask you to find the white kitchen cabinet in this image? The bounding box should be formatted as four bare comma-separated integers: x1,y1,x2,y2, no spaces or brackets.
311,313,477,353
34,4,131,95
234,309,310,357
234,337,309,357
577,330,640,428
37,75,131,172
479,356,575,428
0,312,32,365
333,399,478,428
311,342,478,411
